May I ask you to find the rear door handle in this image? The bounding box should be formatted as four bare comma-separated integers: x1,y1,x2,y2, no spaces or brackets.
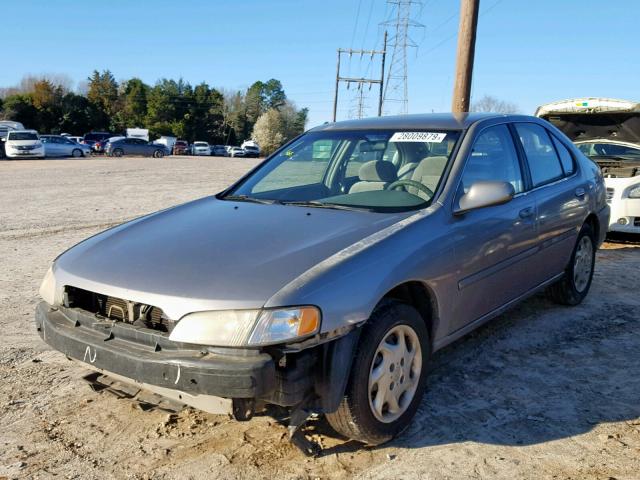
575,187,586,198
519,207,535,219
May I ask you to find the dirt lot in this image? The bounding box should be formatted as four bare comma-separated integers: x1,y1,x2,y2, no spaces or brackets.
1,156,639,480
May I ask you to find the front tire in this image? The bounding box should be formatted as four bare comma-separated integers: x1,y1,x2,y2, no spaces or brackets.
112,149,123,158
71,148,82,158
153,149,164,158
326,301,430,445
547,223,595,305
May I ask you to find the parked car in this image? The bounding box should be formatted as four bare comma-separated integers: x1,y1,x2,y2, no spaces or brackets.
105,137,169,157
36,113,609,454
67,136,84,144
5,130,45,159
229,146,245,157
243,145,261,158
84,132,115,154
211,144,228,156
192,141,211,156
173,140,189,155
41,135,92,157
536,98,640,234
0,120,25,158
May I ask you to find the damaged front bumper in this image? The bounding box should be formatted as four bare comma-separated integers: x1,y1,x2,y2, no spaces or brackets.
35,301,279,413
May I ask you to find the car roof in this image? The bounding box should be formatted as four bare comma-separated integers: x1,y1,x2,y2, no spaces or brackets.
9,129,38,134
308,112,522,132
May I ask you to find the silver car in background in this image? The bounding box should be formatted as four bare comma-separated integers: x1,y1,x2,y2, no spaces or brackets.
41,135,92,157
36,113,609,454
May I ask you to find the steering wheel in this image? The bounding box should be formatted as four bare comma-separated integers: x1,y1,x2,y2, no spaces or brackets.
385,179,434,198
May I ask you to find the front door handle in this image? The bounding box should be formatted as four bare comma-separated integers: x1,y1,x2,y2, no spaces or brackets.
575,187,586,198
519,207,535,219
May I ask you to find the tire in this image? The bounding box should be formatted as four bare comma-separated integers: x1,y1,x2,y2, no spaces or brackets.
153,150,164,158
547,223,596,305
71,148,82,158
112,149,123,158
326,301,430,445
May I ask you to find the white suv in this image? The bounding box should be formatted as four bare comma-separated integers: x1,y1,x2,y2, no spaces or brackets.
536,98,640,234
5,130,45,159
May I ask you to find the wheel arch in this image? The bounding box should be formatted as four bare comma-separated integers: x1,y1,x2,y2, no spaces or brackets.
584,212,600,242
378,280,439,349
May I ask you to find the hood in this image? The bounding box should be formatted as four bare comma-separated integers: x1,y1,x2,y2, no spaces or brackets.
54,197,408,319
536,98,640,144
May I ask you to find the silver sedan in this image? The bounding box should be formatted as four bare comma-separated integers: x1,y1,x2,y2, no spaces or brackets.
40,135,92,157
36,113,609,453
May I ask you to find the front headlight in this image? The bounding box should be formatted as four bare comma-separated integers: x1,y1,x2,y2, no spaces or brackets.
168,306,321,347
626,184,640,199
39,265,57,305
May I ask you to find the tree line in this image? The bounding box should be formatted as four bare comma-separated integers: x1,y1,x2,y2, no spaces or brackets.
0,71,309,152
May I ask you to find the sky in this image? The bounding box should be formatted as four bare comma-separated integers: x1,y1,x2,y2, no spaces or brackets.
2,0,639,128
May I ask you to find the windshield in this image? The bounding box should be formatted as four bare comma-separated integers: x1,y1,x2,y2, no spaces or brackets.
577,142,640,160
224,129,461,212
194,142,208,146
8,132,38,141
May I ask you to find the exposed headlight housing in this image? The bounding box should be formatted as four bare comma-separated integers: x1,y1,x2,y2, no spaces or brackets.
168,306,321,347
39,265,57,305
626,184,640,199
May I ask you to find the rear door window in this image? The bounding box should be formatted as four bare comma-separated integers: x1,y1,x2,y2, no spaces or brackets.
514,123,564,187
550,136,575,175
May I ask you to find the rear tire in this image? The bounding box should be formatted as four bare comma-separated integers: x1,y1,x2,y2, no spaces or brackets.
326,301,430,445
547,223,595,305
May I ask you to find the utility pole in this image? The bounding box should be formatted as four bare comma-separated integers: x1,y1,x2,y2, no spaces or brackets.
451,0,480,112
332,33,387,122
382,0,424,115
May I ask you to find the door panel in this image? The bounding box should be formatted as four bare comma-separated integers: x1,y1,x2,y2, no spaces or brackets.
450,194,538,332
448,124,540,333
514,124,588,282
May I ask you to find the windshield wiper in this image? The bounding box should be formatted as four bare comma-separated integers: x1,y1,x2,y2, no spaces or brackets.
281,200,364,211
223,194,281,205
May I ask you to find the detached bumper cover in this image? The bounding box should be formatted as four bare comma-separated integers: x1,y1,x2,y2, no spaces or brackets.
35,302,276,399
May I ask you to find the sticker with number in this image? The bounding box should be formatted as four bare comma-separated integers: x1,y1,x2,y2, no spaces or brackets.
390,132,447,143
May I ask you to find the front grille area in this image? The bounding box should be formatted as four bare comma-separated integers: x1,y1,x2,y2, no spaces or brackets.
64,286,172,333
606,187,615,203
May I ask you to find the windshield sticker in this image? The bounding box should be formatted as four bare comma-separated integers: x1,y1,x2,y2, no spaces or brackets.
390,132,447,143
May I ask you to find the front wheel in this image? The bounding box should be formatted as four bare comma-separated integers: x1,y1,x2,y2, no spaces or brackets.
112,149,123,158
71,148,82,158
153,149,164,158
326,301,430,445
547,223,596,305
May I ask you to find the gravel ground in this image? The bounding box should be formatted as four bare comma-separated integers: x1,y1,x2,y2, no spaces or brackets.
1,156,639,480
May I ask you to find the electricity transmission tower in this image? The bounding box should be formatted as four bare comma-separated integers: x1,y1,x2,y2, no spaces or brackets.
332,31,388,122
382,0,424,115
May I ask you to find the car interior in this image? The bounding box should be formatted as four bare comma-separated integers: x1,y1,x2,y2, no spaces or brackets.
230,131,461,210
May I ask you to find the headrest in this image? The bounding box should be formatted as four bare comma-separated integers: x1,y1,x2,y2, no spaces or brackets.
358,160,397,182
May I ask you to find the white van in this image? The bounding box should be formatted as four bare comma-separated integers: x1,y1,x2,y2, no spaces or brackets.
536,98,640,234
5,130,45,159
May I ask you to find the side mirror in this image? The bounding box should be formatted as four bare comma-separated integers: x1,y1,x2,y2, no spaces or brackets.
454,180,515,215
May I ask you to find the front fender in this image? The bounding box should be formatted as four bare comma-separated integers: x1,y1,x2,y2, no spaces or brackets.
265,206,455,335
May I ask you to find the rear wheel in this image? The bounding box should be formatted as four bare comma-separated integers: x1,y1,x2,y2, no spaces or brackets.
547,223,595,305
326,301,430,445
